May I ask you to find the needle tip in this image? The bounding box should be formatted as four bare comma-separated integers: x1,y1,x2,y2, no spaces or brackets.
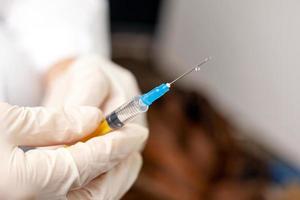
168,56,212,85
195,56,212,71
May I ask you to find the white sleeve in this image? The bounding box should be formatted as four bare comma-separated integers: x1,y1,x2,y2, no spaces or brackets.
5,0,110,72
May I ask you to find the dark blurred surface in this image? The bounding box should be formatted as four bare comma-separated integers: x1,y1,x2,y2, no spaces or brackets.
109,0,162,33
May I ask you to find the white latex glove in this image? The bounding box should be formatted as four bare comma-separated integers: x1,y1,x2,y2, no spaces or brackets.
45,55,147,199
0,55,148,199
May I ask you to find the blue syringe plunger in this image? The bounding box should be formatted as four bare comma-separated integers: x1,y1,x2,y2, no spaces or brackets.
141,83,170,106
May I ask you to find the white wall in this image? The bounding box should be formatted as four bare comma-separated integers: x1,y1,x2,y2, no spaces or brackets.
156,0,300,167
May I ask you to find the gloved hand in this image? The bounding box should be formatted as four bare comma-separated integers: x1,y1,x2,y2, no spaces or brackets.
45,55,148,199
0,55,148,199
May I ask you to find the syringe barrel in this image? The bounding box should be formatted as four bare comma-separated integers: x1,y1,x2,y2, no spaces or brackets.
106,96,148,129
76,96,148,142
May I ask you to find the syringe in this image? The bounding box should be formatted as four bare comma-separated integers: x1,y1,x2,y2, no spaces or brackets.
80,57,211,142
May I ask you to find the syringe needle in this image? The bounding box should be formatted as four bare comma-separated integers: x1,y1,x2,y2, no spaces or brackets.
168,57,211,86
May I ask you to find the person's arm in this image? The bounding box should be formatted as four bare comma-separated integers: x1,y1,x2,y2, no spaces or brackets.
5,0,110,72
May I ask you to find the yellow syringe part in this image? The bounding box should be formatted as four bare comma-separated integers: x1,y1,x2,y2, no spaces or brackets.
80,119,112,142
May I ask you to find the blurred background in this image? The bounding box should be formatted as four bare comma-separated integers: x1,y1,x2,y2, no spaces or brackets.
108,0,300,199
